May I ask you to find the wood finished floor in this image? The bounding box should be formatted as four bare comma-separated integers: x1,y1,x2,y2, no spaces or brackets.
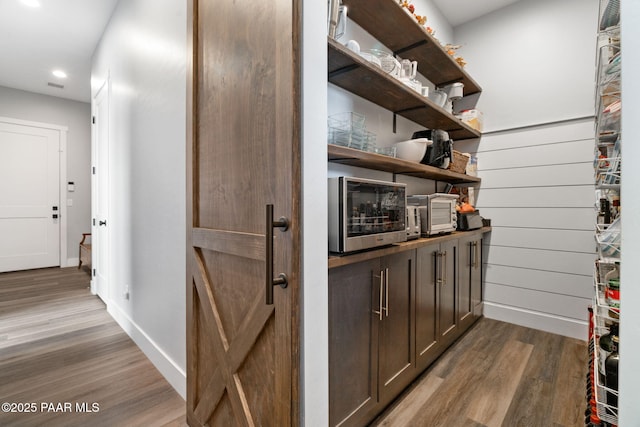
0,267,187,427
0,268,587,427
372,317,588,427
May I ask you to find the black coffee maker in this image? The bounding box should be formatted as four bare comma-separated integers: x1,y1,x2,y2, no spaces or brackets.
412,129,452,169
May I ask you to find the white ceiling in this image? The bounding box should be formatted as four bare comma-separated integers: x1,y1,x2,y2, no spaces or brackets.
0,0,118,103
432,0,523,27
0,0,518,104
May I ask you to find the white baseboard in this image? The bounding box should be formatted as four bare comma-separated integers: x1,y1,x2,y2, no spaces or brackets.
67,257,79,268
106,303,186,399
483,302,588,341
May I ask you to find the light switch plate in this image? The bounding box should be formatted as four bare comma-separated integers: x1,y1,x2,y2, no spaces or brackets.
67,199,73,206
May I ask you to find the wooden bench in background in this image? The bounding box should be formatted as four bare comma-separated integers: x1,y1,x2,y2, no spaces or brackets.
78,233,91,271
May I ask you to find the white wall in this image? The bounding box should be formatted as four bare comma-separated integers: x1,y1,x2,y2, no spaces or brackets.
453,0,598,340
0,85,91,265
302,0,329,424
457,119,594,339
619,0,640,423
91,0,186,397
455,0,598,132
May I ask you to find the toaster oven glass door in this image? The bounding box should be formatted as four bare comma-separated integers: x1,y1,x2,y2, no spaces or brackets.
430,201,453,225
346,180,405,238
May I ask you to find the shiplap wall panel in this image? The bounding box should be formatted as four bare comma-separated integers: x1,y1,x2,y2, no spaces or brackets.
478,186,594,208
484,264,593,298
480,207,594,230
486,228,595,253
486,246,595,276
484,283,591,320
479,163,594,188
472,119,595,334
467,119,594,152
478,140,594,170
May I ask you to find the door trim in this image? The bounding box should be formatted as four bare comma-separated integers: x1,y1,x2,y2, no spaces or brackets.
0,116,69,268
91,77,110,297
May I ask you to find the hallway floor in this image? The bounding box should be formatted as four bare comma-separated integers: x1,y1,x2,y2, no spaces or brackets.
0,267,186,427
372,317,588,427
0,267,587,426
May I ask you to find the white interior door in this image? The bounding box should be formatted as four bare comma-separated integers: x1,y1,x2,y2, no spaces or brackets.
0,121,60,272
93,82,110,303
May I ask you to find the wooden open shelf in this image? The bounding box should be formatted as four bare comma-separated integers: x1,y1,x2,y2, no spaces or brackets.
328,144,481,184
328,40,481,141
342,0,482,96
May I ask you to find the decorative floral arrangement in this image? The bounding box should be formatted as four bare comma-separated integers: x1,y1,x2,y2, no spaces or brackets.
398,0,467,68
399,1,428,29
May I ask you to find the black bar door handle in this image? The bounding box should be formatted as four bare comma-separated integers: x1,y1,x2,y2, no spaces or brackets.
99,220,107,226
265,204,289,305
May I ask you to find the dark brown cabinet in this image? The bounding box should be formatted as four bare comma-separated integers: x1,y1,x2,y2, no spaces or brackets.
377,251,415,403
328,258,379,427
328,231,489,426
329,251,415,427
415,243,438,370
415,240,458,371
438,240,458,345
458,234,483,331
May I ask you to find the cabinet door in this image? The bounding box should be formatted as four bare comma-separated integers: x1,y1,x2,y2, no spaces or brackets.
439,240,458,345
457,236,474,329
378,250,415,404
329,259,380,427
471,238,483,318
415,243,439,370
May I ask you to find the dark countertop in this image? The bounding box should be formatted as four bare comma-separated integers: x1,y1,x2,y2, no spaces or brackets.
328,226,491,269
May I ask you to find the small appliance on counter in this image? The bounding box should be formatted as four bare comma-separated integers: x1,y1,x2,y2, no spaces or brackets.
406,206,421,240
457,210,483,231
328,177,407,253
411,129,453,169
438,82,464,114
407,193,458,236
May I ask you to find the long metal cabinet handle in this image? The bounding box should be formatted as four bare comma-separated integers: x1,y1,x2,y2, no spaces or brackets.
474,241,480,270
373,271,384,320
384,268,389,317
435,251,442,284
265,204,289,305
470,241,475,268
470,241,474,268
442,251,448,286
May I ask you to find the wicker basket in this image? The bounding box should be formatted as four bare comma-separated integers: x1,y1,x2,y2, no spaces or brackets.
449,150,470,174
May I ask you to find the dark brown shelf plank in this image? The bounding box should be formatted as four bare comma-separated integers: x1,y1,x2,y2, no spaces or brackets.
328,39,481,141
342,0,482,96
327,144,481,184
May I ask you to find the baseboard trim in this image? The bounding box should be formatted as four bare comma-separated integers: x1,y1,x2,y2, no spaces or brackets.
67,257,79,267
106,303,186,399
483,302,588,341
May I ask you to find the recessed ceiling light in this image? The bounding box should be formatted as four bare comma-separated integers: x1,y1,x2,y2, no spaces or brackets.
52,70,67,79
21,0,41,7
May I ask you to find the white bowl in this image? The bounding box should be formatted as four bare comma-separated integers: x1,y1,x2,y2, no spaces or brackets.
429,90,447,107
394,138,431,162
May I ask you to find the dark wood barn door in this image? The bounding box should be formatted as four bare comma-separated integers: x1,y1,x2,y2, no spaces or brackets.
186,0,300,425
